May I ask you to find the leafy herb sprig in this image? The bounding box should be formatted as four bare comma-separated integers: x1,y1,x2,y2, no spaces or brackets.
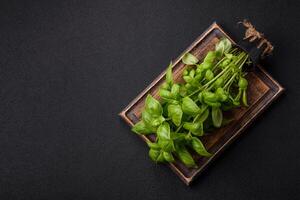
132,38,250,168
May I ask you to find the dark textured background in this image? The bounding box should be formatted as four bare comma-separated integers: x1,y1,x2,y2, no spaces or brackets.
0,0,299,199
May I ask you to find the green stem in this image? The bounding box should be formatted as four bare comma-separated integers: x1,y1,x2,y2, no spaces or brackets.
238,55,249,70
175,124,183,133
203,65,231,88
223,73,237,90
212,57,226,72
175,115,192,133
187,64,231,97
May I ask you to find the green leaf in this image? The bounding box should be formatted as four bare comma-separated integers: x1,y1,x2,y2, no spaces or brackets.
156,152,165,162
182,97,201,116
141,110,153,126
179,85,188,97
198,107,209,122
223,39,232,53
206,101,221,108
175,144,196,168
238,77,248,89
163,152,175,162
202,62,213,70
183,121,203,136
166,62,173,85
149,149,160,162
205,70,214,81
191,137,211,157
147,142,160,150
168,104,182,127
204,51,216,63
216,88,228,102
215,38,232,56
202,92,221,106
172,132,186,142
131,121,153,135
242,90,248,106
214,77,224,88
159,88,172,99
158,139,175,152
182,53,199,65
171,84,180,96
145,95,163,116
142,111,164,127
211,107,223,128
194,73,203,81
202,91,218,103
160,82,170,90
162,98,179,105
183,75,193,83
157,122,171,140
198,92,204,103
152,116,165,127
190,68,195,76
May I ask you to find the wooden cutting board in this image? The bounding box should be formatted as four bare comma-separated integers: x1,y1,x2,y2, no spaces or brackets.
119,22,284,185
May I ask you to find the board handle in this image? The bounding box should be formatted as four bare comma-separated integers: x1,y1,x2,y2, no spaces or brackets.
233,19,274,66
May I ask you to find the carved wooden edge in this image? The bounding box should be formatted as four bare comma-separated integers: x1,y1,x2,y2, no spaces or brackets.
118,22,284,186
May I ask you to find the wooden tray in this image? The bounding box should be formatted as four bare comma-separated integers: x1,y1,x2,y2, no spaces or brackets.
119,22,284,185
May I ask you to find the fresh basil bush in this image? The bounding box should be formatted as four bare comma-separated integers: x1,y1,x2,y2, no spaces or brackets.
131,38,250,168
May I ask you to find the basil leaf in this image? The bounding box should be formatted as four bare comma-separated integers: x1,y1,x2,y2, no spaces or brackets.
159,88,172,99
147,142,160,150
182,97,201,116
157,122,171,140
205,101,221,108
175,144,196,168
172,132,186,142
171,84,180,96
156,151,165,162
203,51,216,63
205,70,214,81
183,75,193,84
149,149,160,162
142,111,164,127
168,104,182,127
166,62,173,85
214,77,224,88
161,98,179,105
216,88,228,102
160,82,170,90
191,137,211,157
183,122,203,136
202,91,218,102
179,85,188,97
238,77,248,90
158,139,175,152
151,116,165,127
198,107,209,122
131,121,153,135
211,107,223,128
163,152,175,162
202,62,213,70
242,90,248,106
141,111,151,125
145,95,163,117
182,53,199,65
215,38,232,56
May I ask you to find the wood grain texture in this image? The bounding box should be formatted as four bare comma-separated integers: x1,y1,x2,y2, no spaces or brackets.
119,23,284,185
